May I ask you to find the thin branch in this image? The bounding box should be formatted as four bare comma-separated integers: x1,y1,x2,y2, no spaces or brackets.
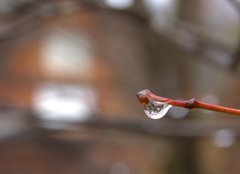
136,89,240,116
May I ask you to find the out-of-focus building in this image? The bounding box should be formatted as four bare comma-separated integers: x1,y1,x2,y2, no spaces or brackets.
0,0,240,174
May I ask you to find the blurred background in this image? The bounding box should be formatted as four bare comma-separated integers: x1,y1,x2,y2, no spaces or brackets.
1,0,240,173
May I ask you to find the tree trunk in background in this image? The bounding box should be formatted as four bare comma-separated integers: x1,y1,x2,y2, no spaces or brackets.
166,139,198,174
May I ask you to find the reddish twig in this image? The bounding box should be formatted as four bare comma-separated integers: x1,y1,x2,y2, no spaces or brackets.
136,89,240,116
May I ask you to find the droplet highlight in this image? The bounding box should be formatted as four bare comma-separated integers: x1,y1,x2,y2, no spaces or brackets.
143,101,172,119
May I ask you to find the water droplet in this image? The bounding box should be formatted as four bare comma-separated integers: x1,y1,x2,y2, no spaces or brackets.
144,101,172,119
136,89,172,119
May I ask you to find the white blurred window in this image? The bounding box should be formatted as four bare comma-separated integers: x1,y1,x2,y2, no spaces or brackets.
143,0,177,29
33,83,98,125
104,0,134,9
41,29,94,78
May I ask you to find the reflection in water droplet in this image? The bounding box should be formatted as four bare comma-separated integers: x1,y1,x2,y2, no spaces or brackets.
144,101,172,119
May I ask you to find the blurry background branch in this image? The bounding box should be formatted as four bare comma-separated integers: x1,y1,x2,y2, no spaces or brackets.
0,0,236,73
0,0,239,74
77,117,240,138
6,109,240,139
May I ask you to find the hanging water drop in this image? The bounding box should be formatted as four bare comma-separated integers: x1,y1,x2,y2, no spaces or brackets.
136,89,172,119
144,101,172,119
